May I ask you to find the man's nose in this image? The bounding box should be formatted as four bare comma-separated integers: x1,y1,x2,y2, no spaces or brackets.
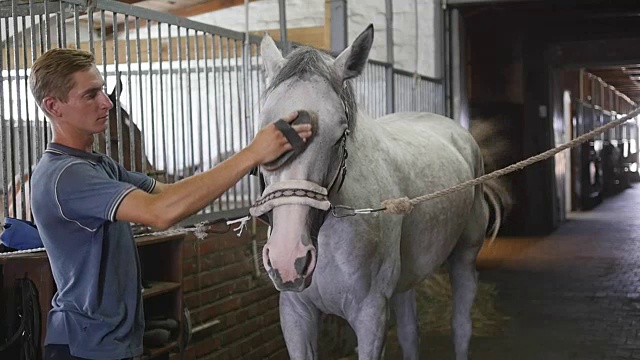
99,91,113,110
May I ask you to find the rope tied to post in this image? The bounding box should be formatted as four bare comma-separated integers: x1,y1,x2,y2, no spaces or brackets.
379,106,640,215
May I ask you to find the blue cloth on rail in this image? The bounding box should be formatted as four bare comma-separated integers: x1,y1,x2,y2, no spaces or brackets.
1,217,44,250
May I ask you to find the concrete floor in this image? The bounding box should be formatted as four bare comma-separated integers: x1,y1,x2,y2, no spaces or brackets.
386,184,640,359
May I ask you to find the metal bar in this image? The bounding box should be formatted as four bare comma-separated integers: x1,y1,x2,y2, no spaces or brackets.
168,24,177,182
147,20,156,168
177,26,186,181
157,21,167,177
186,29,194,178
126,14,135,171
234,39,243,206
60,0,67,48
87,2,94,54
0,1,75,17
247,43,257,202
243,0,252,206
385,0,394,114
277,0,289,55
221,36,230,209
203,32,213,207
11,0,26,219
62,0,261,43
213,35,223,210
195,30,203,192
225,36,233,209
113,12,125,167
44,0,51,51
101,10,110,157
29,0,42,161
135,17,147,174
21,10,33,218
330,0,348,54
74,4,80,47
0,17,7,217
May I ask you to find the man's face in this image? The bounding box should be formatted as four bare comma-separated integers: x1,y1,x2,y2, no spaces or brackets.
54,66,113,135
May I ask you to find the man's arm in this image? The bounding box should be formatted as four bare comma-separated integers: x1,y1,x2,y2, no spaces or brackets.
116,112,311,230
151,181,167,194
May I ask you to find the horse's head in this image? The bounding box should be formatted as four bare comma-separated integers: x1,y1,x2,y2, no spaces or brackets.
97,77,152,172
253,25,374,292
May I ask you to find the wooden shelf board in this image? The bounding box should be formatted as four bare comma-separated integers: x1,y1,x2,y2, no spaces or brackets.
142,281,180,299
135,232,186,247
141,340,179,359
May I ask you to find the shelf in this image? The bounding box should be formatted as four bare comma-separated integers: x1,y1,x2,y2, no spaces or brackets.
135,232,186,247
142,281,181,299
141,340,179,360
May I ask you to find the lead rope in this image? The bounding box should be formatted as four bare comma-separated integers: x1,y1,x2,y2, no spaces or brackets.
380,107,640,215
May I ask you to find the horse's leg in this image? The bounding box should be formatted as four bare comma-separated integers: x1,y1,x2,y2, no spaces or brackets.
392,288,420,360
448,218,485,360
447,186,488,360
349,296,388,360
279,292,320,360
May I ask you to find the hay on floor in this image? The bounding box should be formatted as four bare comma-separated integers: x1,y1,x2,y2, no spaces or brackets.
415,272,510,336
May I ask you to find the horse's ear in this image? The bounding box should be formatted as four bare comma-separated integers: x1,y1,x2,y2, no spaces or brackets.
108,77,123,102
334,24,374,81
261,33,285,84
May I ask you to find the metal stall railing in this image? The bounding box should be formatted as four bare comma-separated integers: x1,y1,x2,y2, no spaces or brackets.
0,0,445,225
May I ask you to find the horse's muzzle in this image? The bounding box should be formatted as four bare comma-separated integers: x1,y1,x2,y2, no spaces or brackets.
263,245,316,292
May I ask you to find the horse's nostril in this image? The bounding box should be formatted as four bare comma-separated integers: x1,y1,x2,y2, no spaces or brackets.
301,250,313,276
266,248,272,268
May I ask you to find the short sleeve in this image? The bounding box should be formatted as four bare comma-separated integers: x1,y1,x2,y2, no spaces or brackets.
55,162,137,231
120,167,156,193
107,159,156,193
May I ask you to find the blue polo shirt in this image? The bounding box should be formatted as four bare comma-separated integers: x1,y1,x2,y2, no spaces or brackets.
30,143,156,359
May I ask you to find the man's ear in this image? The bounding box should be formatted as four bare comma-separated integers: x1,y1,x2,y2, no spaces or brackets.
261,33,285,84
334,24,374,82
42,96,61,118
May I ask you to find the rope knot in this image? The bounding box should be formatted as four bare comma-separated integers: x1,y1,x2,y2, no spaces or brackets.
382,197,414,215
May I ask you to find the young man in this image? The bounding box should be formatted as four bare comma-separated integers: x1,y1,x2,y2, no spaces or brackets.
28,48,311,360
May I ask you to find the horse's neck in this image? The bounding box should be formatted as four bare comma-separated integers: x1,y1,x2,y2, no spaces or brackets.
349,112,384,157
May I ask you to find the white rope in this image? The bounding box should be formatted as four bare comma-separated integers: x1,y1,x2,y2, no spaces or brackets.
0,218,248,258
0,246,46,257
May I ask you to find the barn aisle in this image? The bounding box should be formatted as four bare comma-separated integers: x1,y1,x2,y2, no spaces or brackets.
386,184,640,360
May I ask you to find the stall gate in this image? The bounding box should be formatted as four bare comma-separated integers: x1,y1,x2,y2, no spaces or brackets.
571,99,638,210
0,0,445,225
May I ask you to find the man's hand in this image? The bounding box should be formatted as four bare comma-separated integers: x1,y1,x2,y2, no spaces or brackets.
247,111,313,165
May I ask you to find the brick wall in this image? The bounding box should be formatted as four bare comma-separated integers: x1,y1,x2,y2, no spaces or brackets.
172,222,288,360
171,222,358,360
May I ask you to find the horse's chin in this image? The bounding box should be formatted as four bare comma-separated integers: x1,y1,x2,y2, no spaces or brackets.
272,272,314,293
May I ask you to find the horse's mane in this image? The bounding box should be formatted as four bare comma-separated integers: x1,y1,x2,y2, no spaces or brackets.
263,46,358,133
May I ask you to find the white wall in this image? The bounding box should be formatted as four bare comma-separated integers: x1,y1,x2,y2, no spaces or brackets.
190,0,325,32
189,0,440,78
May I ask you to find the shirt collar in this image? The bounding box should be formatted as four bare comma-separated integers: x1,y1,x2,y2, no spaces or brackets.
45,143,103,164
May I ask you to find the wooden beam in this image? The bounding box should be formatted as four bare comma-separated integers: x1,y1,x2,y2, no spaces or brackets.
171,0,261,18
2,26,326,70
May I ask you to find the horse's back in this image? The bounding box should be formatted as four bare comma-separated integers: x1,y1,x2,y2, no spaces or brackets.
374,112,483,178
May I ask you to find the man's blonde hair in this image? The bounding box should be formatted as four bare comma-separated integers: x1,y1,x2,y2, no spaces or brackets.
29,48,96,107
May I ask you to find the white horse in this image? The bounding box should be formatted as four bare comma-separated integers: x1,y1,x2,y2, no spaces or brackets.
250,24,509,360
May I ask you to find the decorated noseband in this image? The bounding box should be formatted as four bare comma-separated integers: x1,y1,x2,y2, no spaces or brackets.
249,180,331,217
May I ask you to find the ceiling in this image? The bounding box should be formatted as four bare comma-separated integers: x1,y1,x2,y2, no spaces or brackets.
89,0,260,34
458,0,640,104
115,0,259,18
589,65,640,104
